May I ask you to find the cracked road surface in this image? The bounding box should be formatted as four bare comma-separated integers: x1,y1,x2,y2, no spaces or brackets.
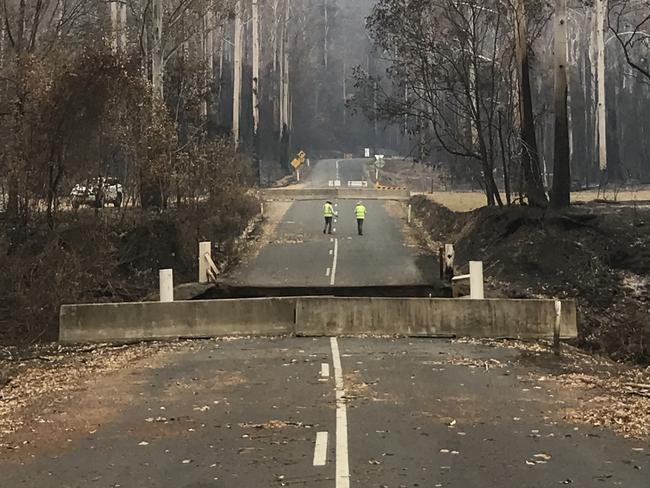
1,338,648,487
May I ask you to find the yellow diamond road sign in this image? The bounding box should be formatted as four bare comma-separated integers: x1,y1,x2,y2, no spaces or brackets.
291,150,306,169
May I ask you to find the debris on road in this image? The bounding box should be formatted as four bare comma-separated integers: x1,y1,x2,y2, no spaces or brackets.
0,341,190,445
452,337,650,438
1,337,648,487
559,371,650,438
238,420,296,429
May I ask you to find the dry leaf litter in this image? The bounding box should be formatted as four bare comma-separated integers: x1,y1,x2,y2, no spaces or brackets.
454,337,650,438
0,340,204,446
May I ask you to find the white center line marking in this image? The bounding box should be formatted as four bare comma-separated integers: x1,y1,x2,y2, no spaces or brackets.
330,238,338,286
313,431,329,466
330,337,349,487
326,267,331,277
329,249,333,255
321,363,330,378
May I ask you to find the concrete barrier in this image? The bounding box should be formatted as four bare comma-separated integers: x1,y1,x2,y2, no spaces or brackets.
294,297,577,339
60,296,577,343
261,188,410,201
59,298,296,343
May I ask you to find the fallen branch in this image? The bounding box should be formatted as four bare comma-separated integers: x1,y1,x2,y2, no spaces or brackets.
623,389,650,399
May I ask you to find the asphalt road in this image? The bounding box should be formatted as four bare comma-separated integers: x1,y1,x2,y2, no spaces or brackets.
2,338,648,487
3,159,646,487
229,159,435,287
303,158,369,189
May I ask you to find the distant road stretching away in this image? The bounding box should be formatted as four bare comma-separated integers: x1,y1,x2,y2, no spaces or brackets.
227,158,437,287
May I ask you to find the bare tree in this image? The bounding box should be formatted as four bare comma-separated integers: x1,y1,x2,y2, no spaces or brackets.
513,0,548,206
232,0,242,145
133,0,232,101
252,0,260,147
0,0,96,219
357,0,522,206
597,0,608,178
201,7,215,119
151,0,164,97
551,0,571,208
110,1,127,52
608,0,650,81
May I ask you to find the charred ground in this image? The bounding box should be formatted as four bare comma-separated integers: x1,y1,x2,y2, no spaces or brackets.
411,195,650,364
0,197,258,344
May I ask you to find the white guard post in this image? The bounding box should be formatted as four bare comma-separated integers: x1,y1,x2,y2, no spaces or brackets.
469,261,484,299
199,241,211,284
554,300,562,355
159,269,174,302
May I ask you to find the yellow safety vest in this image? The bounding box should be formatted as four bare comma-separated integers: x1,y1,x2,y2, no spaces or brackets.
323,203,334,217
355,205,366,219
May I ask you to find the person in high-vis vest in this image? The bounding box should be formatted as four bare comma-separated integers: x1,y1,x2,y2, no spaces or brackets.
354,201,367,236
323,200,334,234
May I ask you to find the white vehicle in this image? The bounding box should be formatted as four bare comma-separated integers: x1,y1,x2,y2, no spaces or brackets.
71,177,123,209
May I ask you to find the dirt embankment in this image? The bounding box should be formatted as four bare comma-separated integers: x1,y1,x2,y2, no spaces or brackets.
370,158,445,192
261,158,314,189
411,195,650,364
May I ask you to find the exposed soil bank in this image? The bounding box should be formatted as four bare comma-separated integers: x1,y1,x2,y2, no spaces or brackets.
411,195,650,364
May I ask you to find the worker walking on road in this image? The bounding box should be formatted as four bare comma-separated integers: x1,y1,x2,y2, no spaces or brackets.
323,200,335,234
354,201,367,236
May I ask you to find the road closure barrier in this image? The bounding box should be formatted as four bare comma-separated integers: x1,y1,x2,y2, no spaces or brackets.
60,298,295,343
60,296,577,343
375,184,407,190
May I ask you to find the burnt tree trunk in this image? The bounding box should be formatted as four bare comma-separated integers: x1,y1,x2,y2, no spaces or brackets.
551,0,571,208
514,0,547,207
